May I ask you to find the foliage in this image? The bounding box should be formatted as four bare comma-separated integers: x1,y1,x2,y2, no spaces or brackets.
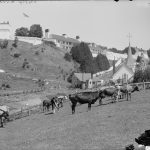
64,52,72,62
94,53,110,71
45,29,49,33
122,46,136,54
0,40,8,49
29,24,43,38
67,71,75,83
136,55,142,63
13,53,21,58
70,42,110,74
133,66,150,82
12,37,18,48
22,59,29,69
15,27,29,36
147,49,150,58
70,42,97,73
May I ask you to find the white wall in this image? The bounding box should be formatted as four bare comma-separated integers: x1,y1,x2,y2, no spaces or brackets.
0,30,11,39
17,36,42,45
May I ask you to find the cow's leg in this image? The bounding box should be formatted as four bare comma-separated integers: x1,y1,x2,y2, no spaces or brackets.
0,117,4,128
129,93,131,101
71,102,77,114
99,98,102,105
88,103,91,111
127,92,129,101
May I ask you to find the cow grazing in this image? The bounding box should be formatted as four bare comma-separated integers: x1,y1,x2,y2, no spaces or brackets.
0,105,9,128
69,90,101,114
42,96,59,114
56,95,68,108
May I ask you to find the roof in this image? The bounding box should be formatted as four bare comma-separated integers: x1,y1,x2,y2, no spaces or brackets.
126,42,136,68
113,63,134,77
96,62,134,82
74,73,91,82
49,34,80,44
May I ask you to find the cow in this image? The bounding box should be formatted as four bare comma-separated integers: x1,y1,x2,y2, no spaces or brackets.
119,84,139,101
135,130,150,148
42,96,59,114
98,86,120,105
56,95,68,108
69,90,102,114
0,105,9,128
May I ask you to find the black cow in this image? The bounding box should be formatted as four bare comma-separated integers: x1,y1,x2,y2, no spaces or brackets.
69,90,101,114
135,130,150,146
0,109,9,128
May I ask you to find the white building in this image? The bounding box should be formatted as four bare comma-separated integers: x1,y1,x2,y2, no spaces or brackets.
0,21,12,39
43,34,80,51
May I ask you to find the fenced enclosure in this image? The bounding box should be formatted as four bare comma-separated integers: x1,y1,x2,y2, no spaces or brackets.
3,81,150,122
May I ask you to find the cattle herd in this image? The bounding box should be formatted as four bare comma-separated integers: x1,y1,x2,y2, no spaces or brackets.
1,84,149,149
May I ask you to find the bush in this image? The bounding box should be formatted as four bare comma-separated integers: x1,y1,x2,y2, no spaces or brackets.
29,24,43,38
13,53,21,58
64,52,72,62
15,27,29,36
22,59,29,69
0,40,8,49
133,66,150,82
12,37,18,48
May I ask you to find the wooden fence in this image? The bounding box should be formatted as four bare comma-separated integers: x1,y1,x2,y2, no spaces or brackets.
8,104,42,122
6,81,150,122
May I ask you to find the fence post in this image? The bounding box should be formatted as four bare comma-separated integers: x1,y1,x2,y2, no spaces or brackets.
143,81,145,90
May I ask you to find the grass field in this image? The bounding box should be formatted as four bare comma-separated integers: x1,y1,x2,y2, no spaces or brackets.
0,90,150,150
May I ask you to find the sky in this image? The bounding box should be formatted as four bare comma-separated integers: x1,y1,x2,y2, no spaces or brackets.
0,0,150,50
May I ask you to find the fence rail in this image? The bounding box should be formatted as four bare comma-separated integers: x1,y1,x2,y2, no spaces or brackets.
5,82,150,122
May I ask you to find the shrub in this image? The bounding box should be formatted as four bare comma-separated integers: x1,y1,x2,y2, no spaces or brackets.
0,40,8,49
64,52,72,62
12,37,18,48
13,53,21,58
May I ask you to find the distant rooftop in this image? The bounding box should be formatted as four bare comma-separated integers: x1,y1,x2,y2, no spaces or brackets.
49,34,80,44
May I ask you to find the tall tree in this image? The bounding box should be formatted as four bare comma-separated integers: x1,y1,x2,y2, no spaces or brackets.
15,27,29,36
29,24,43,38
71,42,97,73
94,53,110,71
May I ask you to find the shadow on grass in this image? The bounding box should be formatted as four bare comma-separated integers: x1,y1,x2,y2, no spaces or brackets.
45,112,54,115
93,98,128,108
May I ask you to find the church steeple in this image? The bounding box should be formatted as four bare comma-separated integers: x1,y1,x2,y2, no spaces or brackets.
126,34,135,69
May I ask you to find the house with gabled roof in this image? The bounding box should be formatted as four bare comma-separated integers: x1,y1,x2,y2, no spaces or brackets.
71,73,91,89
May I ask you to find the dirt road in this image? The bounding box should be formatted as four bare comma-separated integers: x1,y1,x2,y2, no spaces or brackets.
0,90,150,150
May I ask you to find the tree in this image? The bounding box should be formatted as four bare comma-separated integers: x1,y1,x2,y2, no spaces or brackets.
12,36,18,48
64,52,72,62
136,56,142,63
45,29,49,38
0,40,8,49
94,53,110,71
71,42,97,73
15,27,29,36
29,24,43,38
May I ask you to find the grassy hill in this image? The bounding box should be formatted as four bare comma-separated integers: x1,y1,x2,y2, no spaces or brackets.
0,39,76,91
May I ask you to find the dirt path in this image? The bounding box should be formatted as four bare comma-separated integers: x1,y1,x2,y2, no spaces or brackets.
0,90,150,150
